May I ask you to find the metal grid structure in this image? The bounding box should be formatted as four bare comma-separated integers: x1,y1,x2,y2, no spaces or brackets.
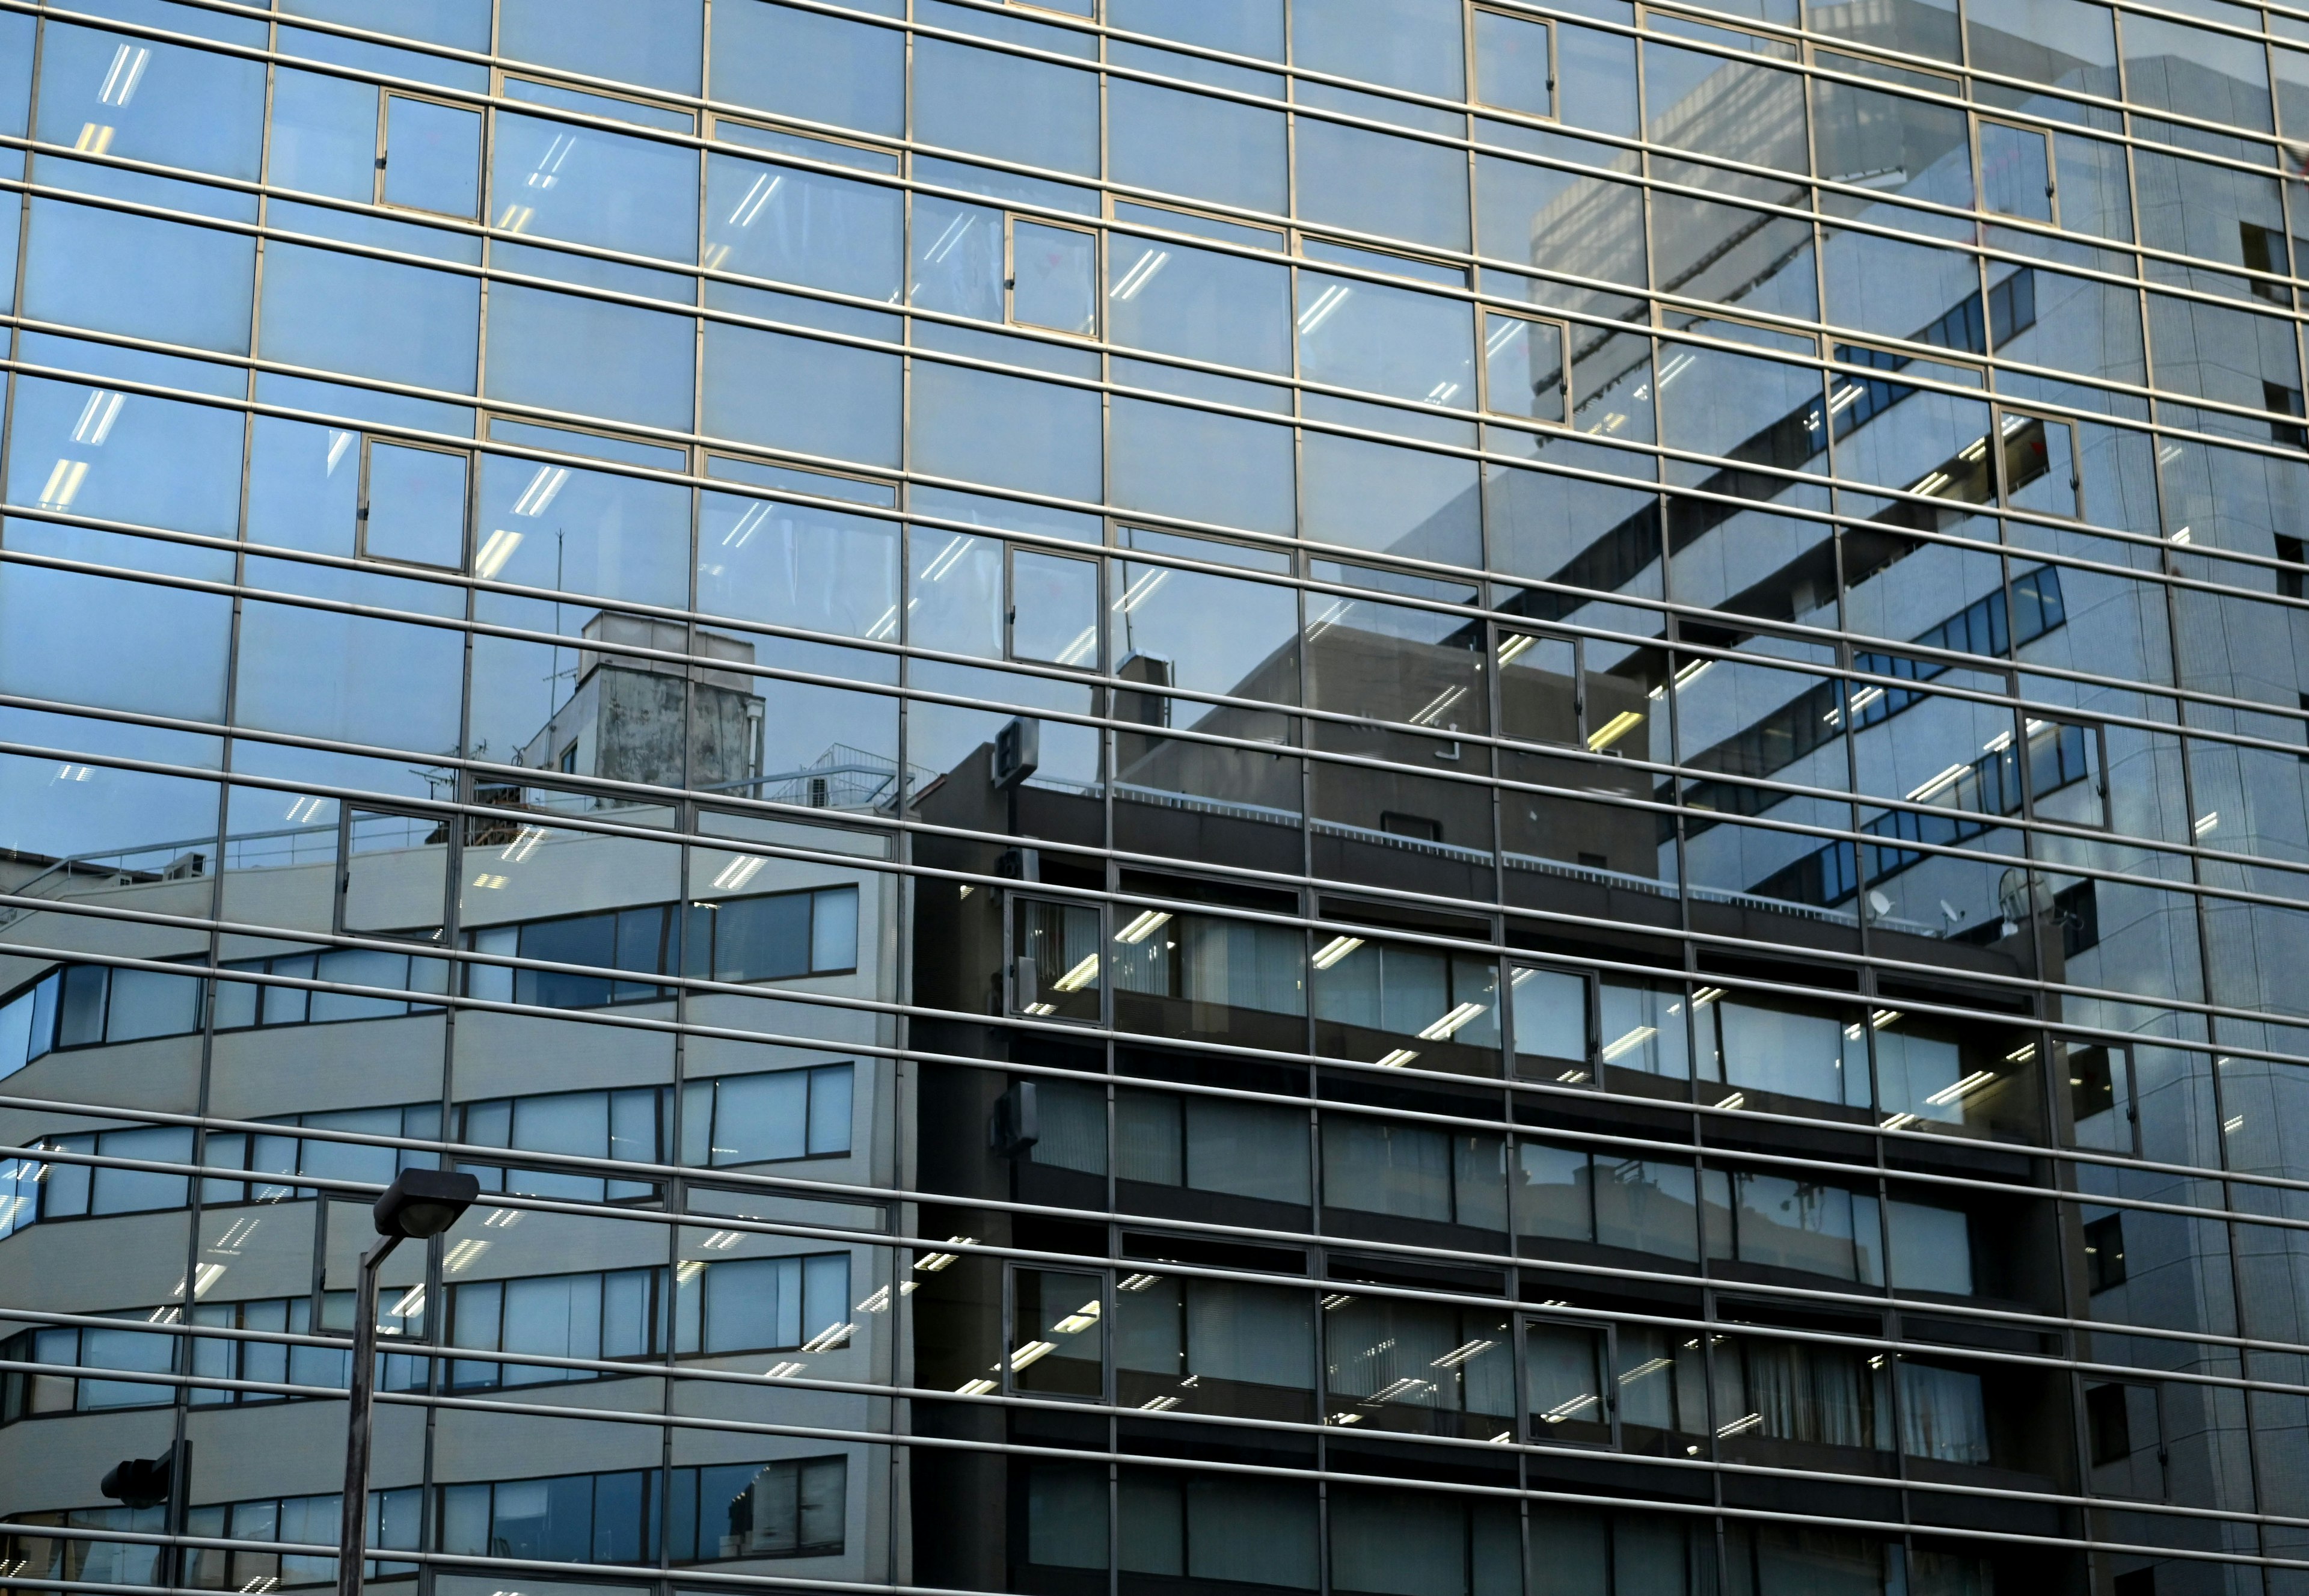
0,0,2307,1594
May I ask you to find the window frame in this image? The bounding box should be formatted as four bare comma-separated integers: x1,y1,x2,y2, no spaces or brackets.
1470,7,1560,123
1506,959,1600,1086
2061,1037,2140,1156
1992,404,2084,518
1479,308,1573,425
1973,114,2060,227
1004,213,1102,338
1006,541,1103,669
2082,1375,2169,1500
376,88,485,219
352,435,471,571
1002,1257,1111,1403
1516,1310,1619,1449
1007,891,1105,1024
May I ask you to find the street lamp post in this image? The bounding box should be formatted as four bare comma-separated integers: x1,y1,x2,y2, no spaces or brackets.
337,1168,478,1596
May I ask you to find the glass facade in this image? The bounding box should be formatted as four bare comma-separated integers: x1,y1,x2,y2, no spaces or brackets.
2,0,2309,1593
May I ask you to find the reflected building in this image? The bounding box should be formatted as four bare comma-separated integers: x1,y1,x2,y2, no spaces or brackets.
0,2,2305,1596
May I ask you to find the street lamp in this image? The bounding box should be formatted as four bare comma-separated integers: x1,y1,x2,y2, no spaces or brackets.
337,1168,477,1596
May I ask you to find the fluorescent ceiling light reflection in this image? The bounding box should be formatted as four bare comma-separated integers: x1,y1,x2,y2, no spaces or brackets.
711,854,767,890
1114,909,1171,945
1586,710,1643,752
474,529,524,579
1109,248,1170,301
1112,567,1170,613
526,134,574,192
1008,1339,1058,1371
726,172,782,227
1601,1025,1656,1061
1907,763,1967,802
1311,935,1363,969
920,534,975,583
511,466,569,517
1409,685,1467,726
1297,284,1350,335
720,503,770,548
99,44,149,106
922,212,975,266
325,429,355,474
1417,1001,1488,1041
1050,953,1100,992
1923,1069,1996,1106
36,459,88,509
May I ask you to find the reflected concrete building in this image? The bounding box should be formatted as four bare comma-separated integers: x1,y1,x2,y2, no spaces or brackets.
1,2,2307,1596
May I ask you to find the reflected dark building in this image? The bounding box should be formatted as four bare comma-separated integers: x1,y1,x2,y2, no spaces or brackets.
0,3,2304,1596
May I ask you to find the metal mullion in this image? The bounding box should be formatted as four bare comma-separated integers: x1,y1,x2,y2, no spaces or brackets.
29,823,2309,1104
13,165,2309,536
0,456,2205,781
8,966,2309,1242
24,0,2307,263
24,1072,2309,1343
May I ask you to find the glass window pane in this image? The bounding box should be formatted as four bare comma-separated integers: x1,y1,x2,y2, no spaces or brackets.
37,22,266,183
499,0,704,94
714,893,814,981
260,241,480,393
913,37,1099,176
1012,552,1099,666
25,200,256,355
1299,272,1474,408
1510,965,1587,1067
1108,233,1292,373
910,361,1103,503
1012,223,1097,336
1526,1321,1610,1443
711,1,904,136
1474,10,1553,115
270,67,379,200
1295,119,1471,250
806,1065,854,1154
1014,898,1102,1022
483,284,695,432
1980,123,2052,221
811,887,860,972
696,491,900,634
383,96,481,216
702,322,904,469
491,111,699,265
1293,0,1465,99
1013,1266,1104,1396
711,1070,810,1163
704,153,903,300
364,444,467,568
90,1126,192,1214
1108,74,1289,216
103,968,200,1042
1483,313,1566,422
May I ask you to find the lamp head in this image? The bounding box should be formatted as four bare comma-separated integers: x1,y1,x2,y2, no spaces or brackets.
100,1454,171,1511
373,1167,481,1240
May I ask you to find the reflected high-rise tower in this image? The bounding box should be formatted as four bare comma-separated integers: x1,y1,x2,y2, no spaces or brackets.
0,2,2304,1595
